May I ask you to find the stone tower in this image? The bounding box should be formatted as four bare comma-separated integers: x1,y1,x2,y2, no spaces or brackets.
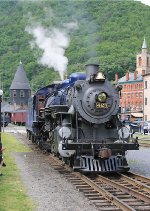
9,61,31,109
136,38,150,74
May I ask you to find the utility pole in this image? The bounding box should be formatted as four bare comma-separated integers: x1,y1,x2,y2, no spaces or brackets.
0,89,3,143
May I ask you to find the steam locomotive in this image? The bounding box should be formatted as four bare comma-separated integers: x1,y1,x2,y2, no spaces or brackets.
26,64,139,173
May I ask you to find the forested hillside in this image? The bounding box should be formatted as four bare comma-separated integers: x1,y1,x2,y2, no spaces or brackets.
0,0,150,97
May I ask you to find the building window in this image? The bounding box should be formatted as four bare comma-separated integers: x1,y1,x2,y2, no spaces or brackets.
136,102,138,107
28,90,31,97
136,93,138,98
145,98,147,105
20,102,24,108
13,90,17,97
145,115,147,121
20,90,24,98
147,57,149,67
140,93,143,98
128,93,130,98
139,57,142,66
145,81,147,89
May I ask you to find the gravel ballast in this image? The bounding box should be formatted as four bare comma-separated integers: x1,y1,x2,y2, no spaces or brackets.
13,134,99,211
8,128,150,211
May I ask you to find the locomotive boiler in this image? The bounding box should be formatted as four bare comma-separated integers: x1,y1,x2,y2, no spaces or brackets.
26,64,139,173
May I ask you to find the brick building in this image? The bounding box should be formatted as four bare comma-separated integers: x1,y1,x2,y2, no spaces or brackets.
115,39,150,120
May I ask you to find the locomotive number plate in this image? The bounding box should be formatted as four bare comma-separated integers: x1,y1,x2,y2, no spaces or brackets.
96,102,108,108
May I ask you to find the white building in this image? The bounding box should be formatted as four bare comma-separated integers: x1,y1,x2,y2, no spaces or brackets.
142,39,150,121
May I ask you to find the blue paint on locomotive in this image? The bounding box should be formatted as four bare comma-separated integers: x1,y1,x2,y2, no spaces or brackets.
62,79,69,89
26,97,34,132
69,72,86,85
26,83,62,133
26,72,86,134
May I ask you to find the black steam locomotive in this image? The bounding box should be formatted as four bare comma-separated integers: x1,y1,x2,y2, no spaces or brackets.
26,64,139,173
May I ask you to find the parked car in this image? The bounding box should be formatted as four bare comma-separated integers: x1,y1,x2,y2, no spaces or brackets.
143,121,149,134
121,120,131,125
130,122,140,134
131,121,150,134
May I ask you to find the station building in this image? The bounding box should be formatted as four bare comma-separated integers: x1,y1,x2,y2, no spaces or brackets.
9,61,31,109
2,61,31,125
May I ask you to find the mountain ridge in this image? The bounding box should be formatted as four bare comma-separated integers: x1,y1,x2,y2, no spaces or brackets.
0,0,150,97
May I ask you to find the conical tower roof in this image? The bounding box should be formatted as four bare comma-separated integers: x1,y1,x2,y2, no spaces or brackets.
10,61,31,90
142,38,147,49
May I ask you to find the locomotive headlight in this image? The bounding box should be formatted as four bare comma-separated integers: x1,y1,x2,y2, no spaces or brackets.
58,127,71,139
97,92,107,102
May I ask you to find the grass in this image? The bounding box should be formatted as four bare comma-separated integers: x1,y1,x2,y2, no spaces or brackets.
132,133,150,144
0,133,35,211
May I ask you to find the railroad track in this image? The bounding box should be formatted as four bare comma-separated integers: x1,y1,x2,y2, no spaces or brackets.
139,143,150,147
47,155,150,211
14,132,150,210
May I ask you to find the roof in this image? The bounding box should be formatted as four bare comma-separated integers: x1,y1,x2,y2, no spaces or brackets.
12,109,26,113
1,102,26,113
131,113,143,118
118,72,143,83
10,62,31,90
1,102,15,113
142,38,147,49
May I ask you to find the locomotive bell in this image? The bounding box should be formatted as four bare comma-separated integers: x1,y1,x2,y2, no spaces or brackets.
95,72,105,81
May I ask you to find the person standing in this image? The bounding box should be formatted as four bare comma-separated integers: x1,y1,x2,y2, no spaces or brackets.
0,142,6,176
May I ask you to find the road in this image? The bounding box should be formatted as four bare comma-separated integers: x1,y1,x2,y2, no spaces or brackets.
2,123,26,134
127,147,150,177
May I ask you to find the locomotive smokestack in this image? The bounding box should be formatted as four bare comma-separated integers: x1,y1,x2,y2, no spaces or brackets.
85,64,99,80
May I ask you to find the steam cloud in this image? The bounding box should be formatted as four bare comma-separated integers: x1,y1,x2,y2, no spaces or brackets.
25,22,77,80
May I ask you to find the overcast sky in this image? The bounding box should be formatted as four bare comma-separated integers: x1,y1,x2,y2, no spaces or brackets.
136,0,150,6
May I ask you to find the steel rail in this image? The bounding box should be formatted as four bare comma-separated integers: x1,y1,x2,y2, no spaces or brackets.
119,173,150,194
139,143,150,147
20,136,150,211
96,174,150,203
75,173,135,211
124,172,150,184
48,155,150,208
48,155,134,211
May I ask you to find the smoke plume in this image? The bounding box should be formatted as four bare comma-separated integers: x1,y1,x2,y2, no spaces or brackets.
25,22,77,80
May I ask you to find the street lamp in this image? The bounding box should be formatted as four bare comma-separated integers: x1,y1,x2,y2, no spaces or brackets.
0,89,3,143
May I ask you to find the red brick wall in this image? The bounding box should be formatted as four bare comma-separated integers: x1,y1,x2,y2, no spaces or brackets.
120,82,143,111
